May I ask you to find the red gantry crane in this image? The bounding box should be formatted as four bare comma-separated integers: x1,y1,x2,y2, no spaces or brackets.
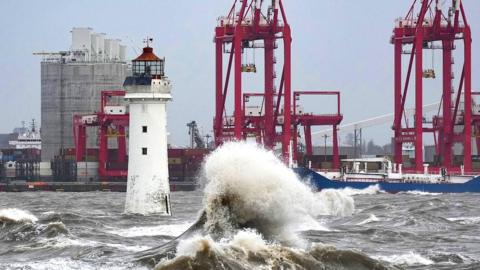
392,0,473,173
73,90,129,179
213,0,343,166
214,0,293,161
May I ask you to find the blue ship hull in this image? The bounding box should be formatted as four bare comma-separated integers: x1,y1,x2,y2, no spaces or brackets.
295,168,480,193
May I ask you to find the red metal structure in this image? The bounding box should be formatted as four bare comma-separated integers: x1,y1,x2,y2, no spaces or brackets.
392,0,472,172
241,91,342,166
214,0,292,161
471,91,480,161
293,91,343,169
214,0,343,167
241,92,275,144
73,90,129,179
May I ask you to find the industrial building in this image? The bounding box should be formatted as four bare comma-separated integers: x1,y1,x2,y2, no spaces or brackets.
39,27,128,162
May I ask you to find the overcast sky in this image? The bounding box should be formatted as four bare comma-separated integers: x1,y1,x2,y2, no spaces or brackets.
0,0,479,146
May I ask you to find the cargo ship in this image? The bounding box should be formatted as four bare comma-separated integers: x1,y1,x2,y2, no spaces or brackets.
295,158,480,193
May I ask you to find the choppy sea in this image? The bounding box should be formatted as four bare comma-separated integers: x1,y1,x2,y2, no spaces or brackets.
1,143,479,270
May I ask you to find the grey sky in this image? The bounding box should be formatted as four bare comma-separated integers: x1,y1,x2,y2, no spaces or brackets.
0,0,479,146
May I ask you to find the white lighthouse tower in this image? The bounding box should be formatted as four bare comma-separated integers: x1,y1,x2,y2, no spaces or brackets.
124,39,172,215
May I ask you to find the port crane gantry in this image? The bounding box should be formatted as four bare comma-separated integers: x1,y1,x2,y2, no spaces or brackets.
392,0,473,173
213,0,343,166
213,0,293,161
73,90,128,179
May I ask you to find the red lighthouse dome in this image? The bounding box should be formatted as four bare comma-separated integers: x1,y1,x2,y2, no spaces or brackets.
132,43,165,78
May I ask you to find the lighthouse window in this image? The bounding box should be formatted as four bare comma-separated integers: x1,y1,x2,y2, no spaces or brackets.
142,147,148,155
142,126,148,133
132,60,165,76
137,64,145,74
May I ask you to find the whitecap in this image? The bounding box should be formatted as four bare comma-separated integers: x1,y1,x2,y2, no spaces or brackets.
402,190,441,196
315,189,355,216
339,184,382,196
375,251,434,266
4,258,148,270
14,235,150,252
108,223,192,238
293,218,331,232
0,208,38,223
447,216,480,225
176,234,220,257
356,214,380,225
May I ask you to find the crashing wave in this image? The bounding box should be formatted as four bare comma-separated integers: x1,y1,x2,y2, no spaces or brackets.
156,230,390,270
135,142,392,269
200,142,354,243
315,189,355,216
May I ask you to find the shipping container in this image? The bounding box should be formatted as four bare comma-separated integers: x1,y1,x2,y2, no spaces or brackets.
183,149,209,156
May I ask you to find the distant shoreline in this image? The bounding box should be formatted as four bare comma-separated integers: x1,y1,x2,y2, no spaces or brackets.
0,181,197,192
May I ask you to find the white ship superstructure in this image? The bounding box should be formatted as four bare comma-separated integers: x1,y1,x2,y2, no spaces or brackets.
9,121,41,150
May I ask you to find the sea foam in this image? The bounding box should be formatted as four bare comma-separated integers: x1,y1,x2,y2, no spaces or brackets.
201,142,355,244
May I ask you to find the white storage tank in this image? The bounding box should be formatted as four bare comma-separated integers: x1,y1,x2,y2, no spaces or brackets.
97,33,106,62
104,38,113,61
119,45,127,62
90,32,99,61
91,32,104,62
71,27,92,61
111,39,120,61
71,27,92,51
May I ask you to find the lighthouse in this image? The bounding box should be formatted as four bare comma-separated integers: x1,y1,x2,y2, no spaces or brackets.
124,39,172,215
